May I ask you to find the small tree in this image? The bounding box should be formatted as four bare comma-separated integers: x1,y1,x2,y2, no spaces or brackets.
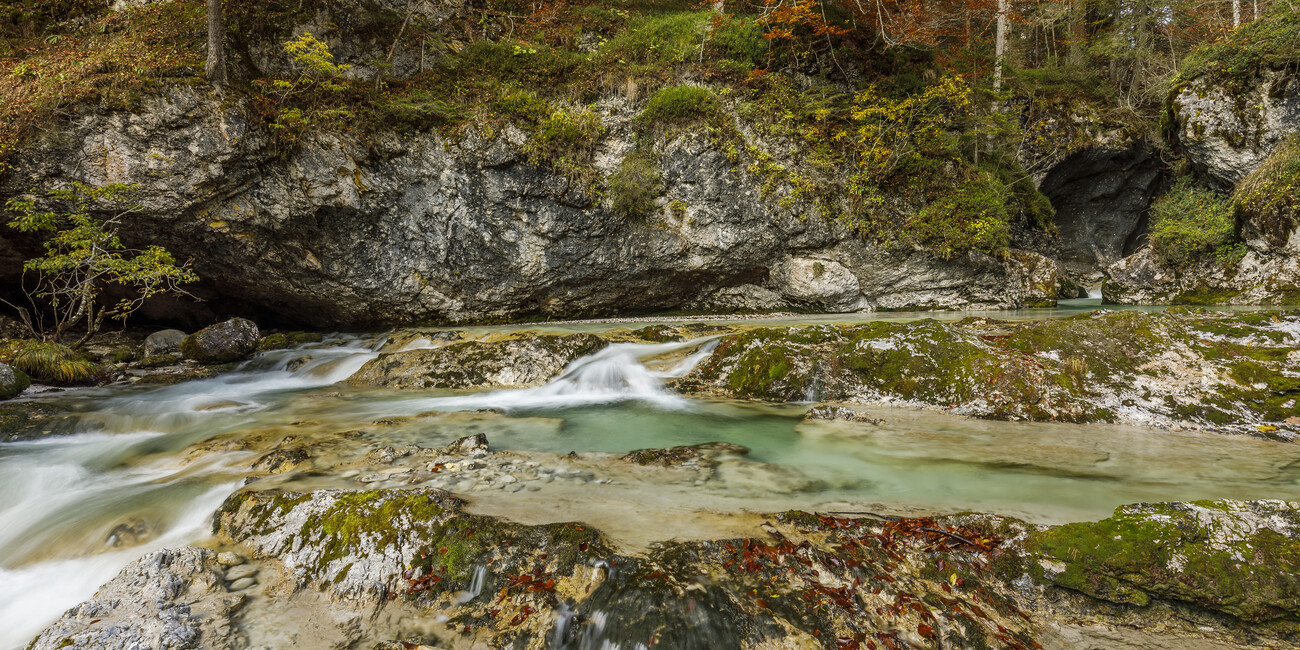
4,183,199,345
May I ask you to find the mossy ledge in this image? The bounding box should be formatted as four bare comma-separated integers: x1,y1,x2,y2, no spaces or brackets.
679,308,1300,433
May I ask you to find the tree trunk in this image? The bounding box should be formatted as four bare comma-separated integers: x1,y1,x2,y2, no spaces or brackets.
206,0,227,88
993,0,1008,93
1232,0,1241,27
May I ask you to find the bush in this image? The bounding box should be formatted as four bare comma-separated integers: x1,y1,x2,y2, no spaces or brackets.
709,17,767,67
904,173,1012,259
523,108,603,190
1233,134,1300,249
638,85,722,128
1149,179,1238,268
609,153,663,219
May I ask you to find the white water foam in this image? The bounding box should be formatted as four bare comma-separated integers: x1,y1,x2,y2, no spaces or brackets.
0,482,237,649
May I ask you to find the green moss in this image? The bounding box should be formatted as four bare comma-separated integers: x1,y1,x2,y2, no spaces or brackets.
1234,134,1300,249
1031,501,1300,622
258,331,325,351
609,152,663,220
637,85,723,129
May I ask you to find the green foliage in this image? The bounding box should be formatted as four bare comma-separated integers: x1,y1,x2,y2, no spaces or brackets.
492,88,551,126
638,85,722,128
609,153,663,220
708,16,767,67
2,340,98,384
266,33,354,139
4,183,198,343
1179,4,1300,91
599,11,706,65
1149,179,1239,269
522,108,603,190
904,172,1012,259
1233,134,1300,250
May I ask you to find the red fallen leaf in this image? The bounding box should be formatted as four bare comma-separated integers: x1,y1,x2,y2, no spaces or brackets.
917,623,935,639
866,642,876,650
872,586,881,594
941,583,951,593
647,571,667,579
440,547,448,555
462,625,472,634
834,638,859,649
813,629,820,637
579,541,589,552
489,609,500,617
756,598,768,609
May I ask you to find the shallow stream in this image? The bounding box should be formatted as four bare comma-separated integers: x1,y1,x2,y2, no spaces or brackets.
4,306,1300,647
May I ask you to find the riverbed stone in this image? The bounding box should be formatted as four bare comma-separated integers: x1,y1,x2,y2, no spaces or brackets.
0,363,29,400
144,329,188,357
181,318,260,364
345,333,606,389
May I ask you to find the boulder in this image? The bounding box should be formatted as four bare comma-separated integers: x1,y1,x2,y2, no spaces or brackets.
180,318,260,364
144,329,187,357
0,363,29,400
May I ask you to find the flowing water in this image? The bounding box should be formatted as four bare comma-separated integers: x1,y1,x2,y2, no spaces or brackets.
4,319,1300,647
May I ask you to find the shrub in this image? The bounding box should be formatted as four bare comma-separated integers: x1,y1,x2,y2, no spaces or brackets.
609,153,663,219
1233,134,1300,250
904,172,1012,259
523,108,603,190
1149,179,1238,269
709,16,767,67
638,85,722,128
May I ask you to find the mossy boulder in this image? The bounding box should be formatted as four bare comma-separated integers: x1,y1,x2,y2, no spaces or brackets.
1030,500,1300,622
346,333,607,389
181,318,260,364
0,363,30,399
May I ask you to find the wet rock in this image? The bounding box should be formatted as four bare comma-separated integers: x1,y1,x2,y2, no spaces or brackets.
181,318,260,364
630,324,684,342
772,257,863,310
0,399,77,442
144,329,188,357
224,563,258,581
258,331,325,351
227,577,257,591
28,547,241,650
1030,499,1300,621
620,442,749,468
251,448,311,474
683,310,1300,432
443,433,489,455
105,518,154,548
803,405,881,424
346,334,606,390
0,362,29,400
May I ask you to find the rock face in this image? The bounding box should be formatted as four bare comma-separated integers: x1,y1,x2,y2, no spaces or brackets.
144,329,188,357
1171,69,1300,188
180,318,260,364
1038,142,1164,272
28,547,244,650
346,333,605,389
0,86,1058,327
0,363,29,399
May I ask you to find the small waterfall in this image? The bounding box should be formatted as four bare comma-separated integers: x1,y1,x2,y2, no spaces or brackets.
403,338,719,413
453,564,487,603
1087,285,1103,300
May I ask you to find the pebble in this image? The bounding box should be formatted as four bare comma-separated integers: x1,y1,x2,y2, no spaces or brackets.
216,552,244,567
225,563,258,581
229,577,257,591
507,484,525,493
497,474,518,485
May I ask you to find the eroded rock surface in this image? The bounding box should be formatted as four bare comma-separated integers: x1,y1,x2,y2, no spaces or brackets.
679,309,1300,433
346,333,606,389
